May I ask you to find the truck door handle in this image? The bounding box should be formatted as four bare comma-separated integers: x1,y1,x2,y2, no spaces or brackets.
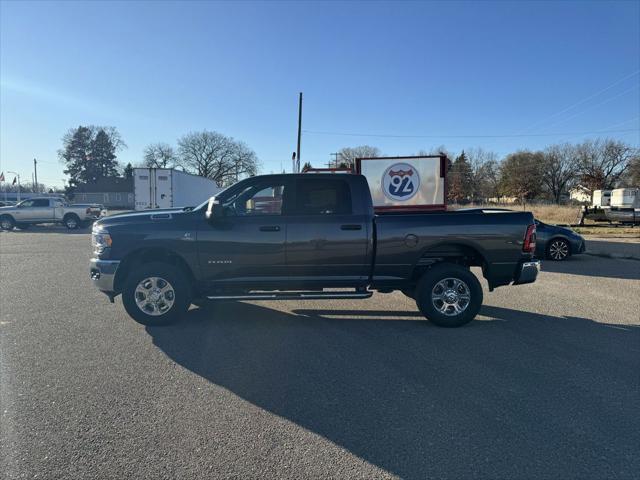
259,225,281,232
341,224,362,230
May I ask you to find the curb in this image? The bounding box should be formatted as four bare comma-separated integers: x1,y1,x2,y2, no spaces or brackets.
585,252,640,262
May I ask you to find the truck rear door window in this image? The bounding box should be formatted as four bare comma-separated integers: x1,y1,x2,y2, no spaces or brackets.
295,178,352,215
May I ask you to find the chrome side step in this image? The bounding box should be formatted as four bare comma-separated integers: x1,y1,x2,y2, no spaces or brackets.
206,290,373,301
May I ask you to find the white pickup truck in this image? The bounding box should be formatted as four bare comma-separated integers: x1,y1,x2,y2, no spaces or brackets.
0,197,101,230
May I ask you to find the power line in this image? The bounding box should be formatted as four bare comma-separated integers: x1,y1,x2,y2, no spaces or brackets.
538,84,640,132
516,69,640,134
301,128,639,139
599,115,640,131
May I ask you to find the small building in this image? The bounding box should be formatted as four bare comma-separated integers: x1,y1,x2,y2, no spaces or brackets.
569,185,591,204
73,177,134,209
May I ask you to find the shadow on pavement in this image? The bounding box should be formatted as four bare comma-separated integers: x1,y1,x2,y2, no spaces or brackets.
541,252,640,280
0,224,91,234
146,302,640,479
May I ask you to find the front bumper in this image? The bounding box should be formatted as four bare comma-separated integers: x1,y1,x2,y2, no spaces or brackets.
90,259,120,293
513,260,540,285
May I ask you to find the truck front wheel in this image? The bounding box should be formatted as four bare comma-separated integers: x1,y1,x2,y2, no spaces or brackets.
122,262,191,326
415,263,483,328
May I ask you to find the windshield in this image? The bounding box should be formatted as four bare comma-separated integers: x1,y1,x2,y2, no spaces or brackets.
193,182,242,211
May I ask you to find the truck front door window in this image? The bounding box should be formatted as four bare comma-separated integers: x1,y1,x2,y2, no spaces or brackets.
225,184,284,216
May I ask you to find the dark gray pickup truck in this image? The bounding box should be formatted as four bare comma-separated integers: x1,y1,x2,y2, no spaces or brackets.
90,173,539,327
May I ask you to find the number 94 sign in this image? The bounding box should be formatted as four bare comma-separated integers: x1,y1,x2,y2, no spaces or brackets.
382,163,420,201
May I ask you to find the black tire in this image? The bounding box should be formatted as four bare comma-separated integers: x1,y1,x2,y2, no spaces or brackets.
415,263,483,328
546,238,570,261
63,213,80,230
0,215,15,231
122,262,191,326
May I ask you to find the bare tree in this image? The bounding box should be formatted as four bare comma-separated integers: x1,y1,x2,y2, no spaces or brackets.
481,160,502,201
177,130,259,186
576,139,636,191
541,143,579,203
228,140,260,185
143,143,177,168
624,154,640,186
466,148,499,202
337,145,381,167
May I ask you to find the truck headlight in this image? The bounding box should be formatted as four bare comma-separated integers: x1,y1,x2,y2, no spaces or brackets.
92,228,112,249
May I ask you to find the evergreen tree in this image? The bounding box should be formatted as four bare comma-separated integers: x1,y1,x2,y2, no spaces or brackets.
123,163,134,178
59,126,124,185
91,129,119,179
60,126,93,186
447,150,473,203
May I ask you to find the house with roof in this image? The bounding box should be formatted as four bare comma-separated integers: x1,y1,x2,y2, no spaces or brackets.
72,177,134,209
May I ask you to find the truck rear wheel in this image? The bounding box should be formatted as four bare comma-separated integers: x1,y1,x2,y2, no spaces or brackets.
63,213,80,230
415,263,483,328
122,262,191,326
0,215,15,231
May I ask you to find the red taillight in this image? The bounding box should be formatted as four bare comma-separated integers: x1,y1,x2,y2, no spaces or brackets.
523,224,536,253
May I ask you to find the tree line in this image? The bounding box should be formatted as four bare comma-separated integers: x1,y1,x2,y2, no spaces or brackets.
57,127,638,202
59,126,260,190
331,140,639,204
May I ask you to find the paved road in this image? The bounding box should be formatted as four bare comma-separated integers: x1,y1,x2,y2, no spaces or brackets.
1,228,639,479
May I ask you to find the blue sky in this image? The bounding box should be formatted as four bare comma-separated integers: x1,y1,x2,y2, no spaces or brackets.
1,0,639,187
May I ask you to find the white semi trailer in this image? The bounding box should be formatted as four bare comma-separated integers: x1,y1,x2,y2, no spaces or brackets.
134,168,222,210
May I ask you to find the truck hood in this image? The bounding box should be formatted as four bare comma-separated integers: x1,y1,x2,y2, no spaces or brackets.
95,208,191,228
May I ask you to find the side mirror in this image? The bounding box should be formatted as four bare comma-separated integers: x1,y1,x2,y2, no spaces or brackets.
205,197,223,220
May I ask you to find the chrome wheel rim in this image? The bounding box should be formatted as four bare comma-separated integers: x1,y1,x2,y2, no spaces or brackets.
134,277,175,316
1,219,12,229
66,218,77,228
432,277,471,316
549,240,568,260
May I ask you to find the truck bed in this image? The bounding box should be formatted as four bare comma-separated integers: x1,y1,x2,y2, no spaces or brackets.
373,210,534,289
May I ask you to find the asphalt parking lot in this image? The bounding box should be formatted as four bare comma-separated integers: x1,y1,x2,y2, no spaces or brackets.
1,227,639,479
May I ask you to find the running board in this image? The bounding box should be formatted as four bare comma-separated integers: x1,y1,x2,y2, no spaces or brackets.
206,290,373,301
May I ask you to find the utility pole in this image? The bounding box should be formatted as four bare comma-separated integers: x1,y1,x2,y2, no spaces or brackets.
33,158,38,193
330,153,340,169
296,92,302,173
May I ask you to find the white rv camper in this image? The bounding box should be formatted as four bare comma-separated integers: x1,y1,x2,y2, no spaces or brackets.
591,190,612,208
606,188,640,224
